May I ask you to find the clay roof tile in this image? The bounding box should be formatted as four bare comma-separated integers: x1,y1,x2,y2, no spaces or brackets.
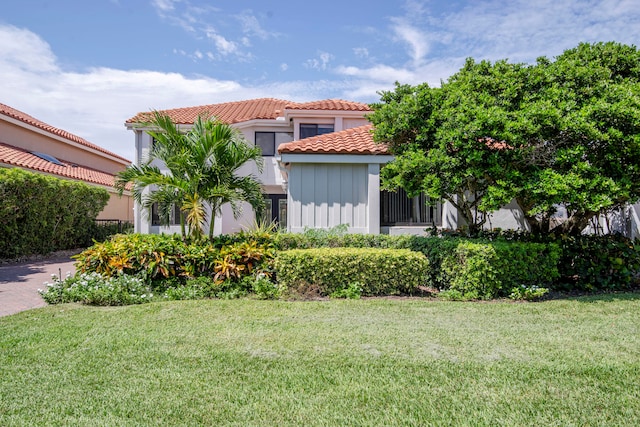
0,103,130,163
0,142,117,187
278,124,388,155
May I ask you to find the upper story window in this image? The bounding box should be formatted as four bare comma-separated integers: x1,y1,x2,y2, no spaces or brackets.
300,124,334,139
255,132,293,156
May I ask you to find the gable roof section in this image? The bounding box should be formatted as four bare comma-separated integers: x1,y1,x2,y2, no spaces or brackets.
285,99,371,112
0,103,130,163
0,142,116,187
126,98,290,125
126,98,372,126
278,124,388,155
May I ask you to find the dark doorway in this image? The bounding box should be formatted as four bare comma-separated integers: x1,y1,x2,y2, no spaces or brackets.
263,194,287,229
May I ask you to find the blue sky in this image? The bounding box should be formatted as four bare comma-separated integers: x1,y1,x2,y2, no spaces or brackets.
1,0,639,161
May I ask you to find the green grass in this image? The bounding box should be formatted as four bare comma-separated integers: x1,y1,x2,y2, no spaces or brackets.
1,295,639,426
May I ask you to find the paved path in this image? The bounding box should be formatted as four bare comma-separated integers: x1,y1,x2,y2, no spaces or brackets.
0,256,77,317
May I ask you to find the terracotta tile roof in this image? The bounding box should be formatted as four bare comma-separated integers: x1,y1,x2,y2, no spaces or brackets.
278,124,388,155
127,98,372,125
0,142,117,187
285,99,372,112
0,103,130,163
480,137,512,150
126,98,290,125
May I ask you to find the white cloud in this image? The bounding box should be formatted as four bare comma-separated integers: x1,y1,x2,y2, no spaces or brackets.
334,0,640,100
353,47,369,59
153,3,272,62
0,25,367,162
205,29,238,56
429,0,640,63
304,51,334,71
0,25,58,73
150,0,180,13
390,17,430,65
280,63,289,71
237,11,277,40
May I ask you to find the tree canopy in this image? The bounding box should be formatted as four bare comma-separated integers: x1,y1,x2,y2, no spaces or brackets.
116,112,265,240
369,42,640,235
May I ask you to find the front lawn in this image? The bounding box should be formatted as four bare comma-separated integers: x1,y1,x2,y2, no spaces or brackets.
1,296,639,426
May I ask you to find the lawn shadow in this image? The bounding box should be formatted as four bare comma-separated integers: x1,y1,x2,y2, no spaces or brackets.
556,291,640,303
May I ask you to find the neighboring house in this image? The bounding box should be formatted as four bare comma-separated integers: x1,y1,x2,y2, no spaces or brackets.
0,103,133,222
125,98,533,235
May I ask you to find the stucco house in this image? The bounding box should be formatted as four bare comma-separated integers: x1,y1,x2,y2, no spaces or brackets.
0,103,133,222
125,98,541,236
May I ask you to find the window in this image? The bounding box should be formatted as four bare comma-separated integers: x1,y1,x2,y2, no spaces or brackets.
151,203,182,226
261,194,287,229
300,124,334,139
255,132,293,156
31,151,64,166
380,188,442,226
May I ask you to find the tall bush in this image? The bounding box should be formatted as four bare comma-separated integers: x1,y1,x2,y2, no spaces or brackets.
440,241,560,300
0,168,109,258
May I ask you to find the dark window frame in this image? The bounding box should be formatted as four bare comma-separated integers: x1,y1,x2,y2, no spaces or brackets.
151,203,183,226
255,132,276,156
380,188,442,226
255,131,294,156
299,123,334,139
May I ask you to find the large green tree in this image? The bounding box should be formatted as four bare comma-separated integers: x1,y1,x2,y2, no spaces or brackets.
116,112,265,240
369,42,640,235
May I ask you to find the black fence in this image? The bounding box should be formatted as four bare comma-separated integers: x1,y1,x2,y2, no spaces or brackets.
94,219,134,234
380,189,442,226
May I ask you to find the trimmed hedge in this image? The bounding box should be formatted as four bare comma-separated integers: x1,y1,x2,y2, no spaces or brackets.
274,247,429,296
274,230,637,294
440,241,560,300
0,168,109,258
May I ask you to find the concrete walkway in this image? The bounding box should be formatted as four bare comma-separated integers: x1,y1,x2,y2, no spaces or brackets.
0,255,77,317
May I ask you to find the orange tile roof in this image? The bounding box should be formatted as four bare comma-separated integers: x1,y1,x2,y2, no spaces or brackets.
0,142,117,187
127,98,372,125
278,124,388,155
480,137,512,150
126,98,290,125
285,99,372,112
0,103,130,163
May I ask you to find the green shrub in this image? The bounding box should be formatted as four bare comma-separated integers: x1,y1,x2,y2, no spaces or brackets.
274,228,415,250
90,221,134,242
329,282,363,299
509,285,550,301
551,234,640,291
74,233,275,283
0,168,109,258
274,248,429,296
248,273,284,300
440,241,560,300
162,276,218,300
476,230,640,292
74,234,195,280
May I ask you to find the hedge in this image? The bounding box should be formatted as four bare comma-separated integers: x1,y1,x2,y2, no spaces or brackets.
0,168,109,258
440,240,561,300
273,247,429,296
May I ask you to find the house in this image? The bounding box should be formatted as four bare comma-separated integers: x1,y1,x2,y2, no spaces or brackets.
125,98,529,235
0,103,133,222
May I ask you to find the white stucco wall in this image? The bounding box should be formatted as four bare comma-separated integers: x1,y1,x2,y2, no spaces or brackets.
484,200,530,231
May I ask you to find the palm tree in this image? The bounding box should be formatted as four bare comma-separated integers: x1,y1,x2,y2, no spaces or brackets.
116,111,265,240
